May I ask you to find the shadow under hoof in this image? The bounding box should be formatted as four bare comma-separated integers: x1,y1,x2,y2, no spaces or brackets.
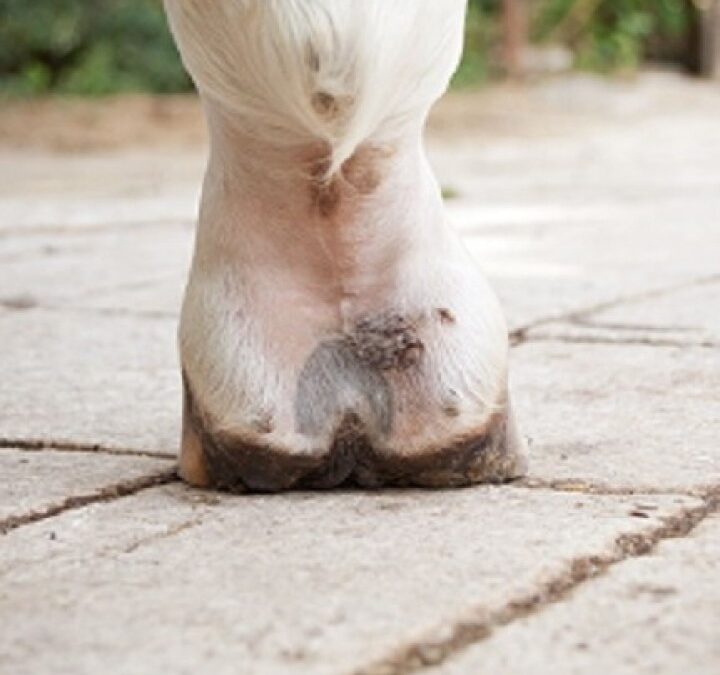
182,379,527,493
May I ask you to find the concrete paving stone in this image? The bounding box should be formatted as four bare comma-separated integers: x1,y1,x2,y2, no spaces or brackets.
76,277,186,316
0,484,700,675
526,280,720,347
432,512,720,675
0,447,173,524
463,214,720,331
0,223,192,314
511,341,720,492
432,95,720,330
0,309,180,454
0,150,203,232
431,95,720,211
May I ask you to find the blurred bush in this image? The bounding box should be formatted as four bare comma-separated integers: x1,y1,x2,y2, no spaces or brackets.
0,0,190,95
453,0,502,86
0,0,699,96
534,0,693,72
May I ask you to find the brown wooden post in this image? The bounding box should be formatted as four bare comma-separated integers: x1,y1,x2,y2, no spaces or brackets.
502,0,529,78
698,0,720,78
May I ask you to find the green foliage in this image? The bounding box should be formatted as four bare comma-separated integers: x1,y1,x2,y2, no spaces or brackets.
0,0,190,96
535,0,692,71
0,0,697,97
453,0,501,87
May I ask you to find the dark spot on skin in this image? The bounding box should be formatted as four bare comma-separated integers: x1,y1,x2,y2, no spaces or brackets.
341,147,385,194
308,145,389,217
309,155,342,218
252,412,274,434
442,389,461,418
347,313,424,371
437,307,456,324
312,91,339,117
315,180,342,218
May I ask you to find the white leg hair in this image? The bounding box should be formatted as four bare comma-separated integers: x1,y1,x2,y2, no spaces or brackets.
164,0,467,177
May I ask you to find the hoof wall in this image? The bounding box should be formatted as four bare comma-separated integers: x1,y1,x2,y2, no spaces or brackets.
181,381,528,493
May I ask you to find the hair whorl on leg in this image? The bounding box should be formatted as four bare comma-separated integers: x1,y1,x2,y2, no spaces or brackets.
164,0,467,178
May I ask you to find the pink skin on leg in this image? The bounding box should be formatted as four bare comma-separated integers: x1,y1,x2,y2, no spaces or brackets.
165,0,528,491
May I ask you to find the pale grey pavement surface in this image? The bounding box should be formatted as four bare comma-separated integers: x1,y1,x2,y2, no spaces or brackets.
0,72,718,674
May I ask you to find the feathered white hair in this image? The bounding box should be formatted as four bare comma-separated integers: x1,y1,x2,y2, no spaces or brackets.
164,0,467,177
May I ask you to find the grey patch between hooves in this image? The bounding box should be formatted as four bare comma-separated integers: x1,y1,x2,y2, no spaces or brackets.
295,338,393,437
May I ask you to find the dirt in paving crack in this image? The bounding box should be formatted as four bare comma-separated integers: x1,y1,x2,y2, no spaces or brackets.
0,469,178,535
355,486,720,675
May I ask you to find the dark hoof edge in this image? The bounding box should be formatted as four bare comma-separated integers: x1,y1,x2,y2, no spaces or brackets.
183,378,526,493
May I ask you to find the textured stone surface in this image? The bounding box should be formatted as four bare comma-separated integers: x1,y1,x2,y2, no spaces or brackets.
0,150,202,233
433,513,720,675
511,341,720,492
1,73,719,675
432,75,720,331
527,280,720,346
0,448,173,524
0,309,180,454
0,225,191,315
0,484,698,675
460,212,720,332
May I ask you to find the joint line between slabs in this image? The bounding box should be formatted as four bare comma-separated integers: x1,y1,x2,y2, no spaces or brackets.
0,438,176,461
0,469,179,536
509,272,720,345
353,485,720,675
517,333,719,350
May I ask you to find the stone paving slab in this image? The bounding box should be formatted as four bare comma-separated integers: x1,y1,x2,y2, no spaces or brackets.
464,217,720,331
0,224,191,314
0,309,179,454
432,512,720,675
0,484,699,675
0,150,203,233
511,340,720,492
1,74,719,675
527,279,720,347
0,447,173,525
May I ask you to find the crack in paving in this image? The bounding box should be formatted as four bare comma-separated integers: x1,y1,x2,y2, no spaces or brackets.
120,517,204,555
0,468,179,536
0,437,176,461
510,273,720,345
514,476,701,498
521,333,719,350
50,304,178,320
567,274,720,323
353,485,720,675
568,316,697,334
0,301,177,320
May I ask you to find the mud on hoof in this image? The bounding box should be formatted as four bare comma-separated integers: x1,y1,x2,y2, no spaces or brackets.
180,378,527,493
